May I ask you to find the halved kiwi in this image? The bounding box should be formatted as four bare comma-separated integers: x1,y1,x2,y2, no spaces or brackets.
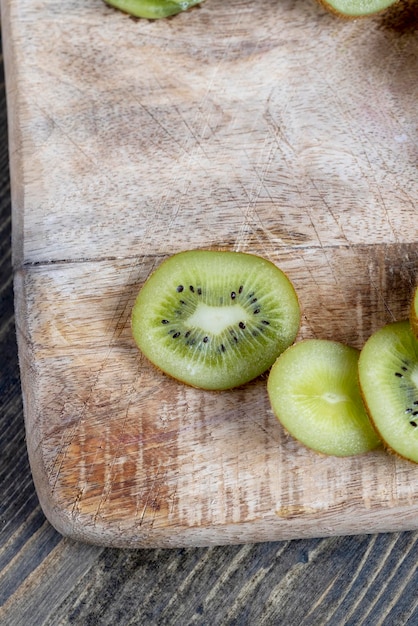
267,339,380,457
409,286,418,339
103,0,201,19
358,320,418,464
132,250,300,390
318,0,398,17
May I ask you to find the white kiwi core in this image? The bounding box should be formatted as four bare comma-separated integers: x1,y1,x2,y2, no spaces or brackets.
187,303,249,335
322,392,350,404
410,366,418,389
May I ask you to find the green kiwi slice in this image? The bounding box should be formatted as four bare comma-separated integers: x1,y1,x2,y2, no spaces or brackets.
358,321,418,464
103,0,201,19
318,0,398,17
132,250,300,390
409,286,418,339
267,339,380,457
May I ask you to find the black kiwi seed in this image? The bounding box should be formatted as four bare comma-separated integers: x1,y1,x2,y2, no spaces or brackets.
189,285,195,292
203,336,209,343
254,308,260,315
177,285,184,292
239,322,246,329
197,288,202,295
410,421,417,428
162,319,170,324
239,285,243,294
262,320,270,325
231,291,236,299
173,332,181,339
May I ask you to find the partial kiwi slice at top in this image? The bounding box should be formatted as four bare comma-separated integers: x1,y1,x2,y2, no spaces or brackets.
318,0,398,17
103,0,201,19
358,321,418,464
267,339,380,457
132,250,300,390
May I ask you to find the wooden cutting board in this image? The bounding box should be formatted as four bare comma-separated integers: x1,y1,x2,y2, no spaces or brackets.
3,0,418,548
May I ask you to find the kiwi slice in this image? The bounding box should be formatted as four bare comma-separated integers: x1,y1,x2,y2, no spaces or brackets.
318,0,398,17
103,0,201,19
131,250,300,390
409,286,418,339
358,320,418,464
267,339,380,457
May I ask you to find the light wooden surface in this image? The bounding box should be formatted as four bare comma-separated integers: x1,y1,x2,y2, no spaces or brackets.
2,23,418,624
3,0,418,548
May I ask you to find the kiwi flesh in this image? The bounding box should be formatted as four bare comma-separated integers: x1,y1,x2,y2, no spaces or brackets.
409,286,418,339
267,339,380,457
318,0,398,17
103,0,201,19
132,250,300,390
358,320,418,464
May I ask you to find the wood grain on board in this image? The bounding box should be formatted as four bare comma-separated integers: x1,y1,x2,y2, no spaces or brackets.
2,0,418,547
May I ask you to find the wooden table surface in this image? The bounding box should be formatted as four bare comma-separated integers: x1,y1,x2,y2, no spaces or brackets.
1,12,418,626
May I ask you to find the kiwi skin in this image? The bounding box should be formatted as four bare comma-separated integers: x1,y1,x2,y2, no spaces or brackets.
131,249,301,391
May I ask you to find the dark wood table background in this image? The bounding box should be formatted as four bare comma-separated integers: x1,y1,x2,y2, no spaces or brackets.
1,26,418,626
